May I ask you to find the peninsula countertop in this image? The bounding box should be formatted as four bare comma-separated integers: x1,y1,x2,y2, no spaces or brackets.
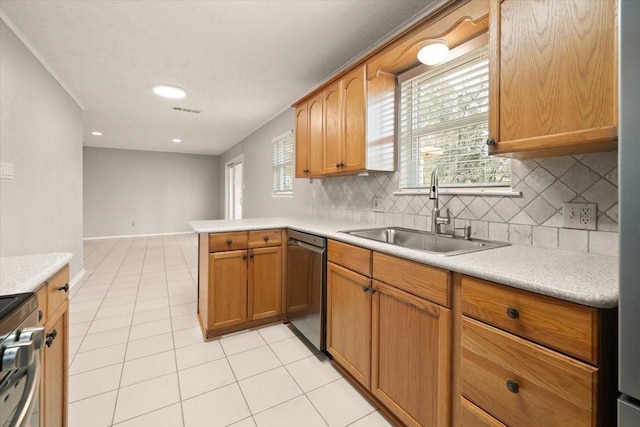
190,216,618,309
0,253,73,296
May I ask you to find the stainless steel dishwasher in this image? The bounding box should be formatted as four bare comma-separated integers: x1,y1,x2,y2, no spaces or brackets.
285,230,327,352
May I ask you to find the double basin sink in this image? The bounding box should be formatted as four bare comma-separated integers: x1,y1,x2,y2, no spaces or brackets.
340,227,509,256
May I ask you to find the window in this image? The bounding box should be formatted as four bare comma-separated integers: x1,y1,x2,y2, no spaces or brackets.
399,45,510,190
271,130,294,195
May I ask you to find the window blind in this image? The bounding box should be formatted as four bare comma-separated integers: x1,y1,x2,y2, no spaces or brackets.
272,130,294,194
399,46,510,189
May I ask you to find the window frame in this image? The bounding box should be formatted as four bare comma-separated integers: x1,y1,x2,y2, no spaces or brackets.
397,36,511,193
271,129,295,197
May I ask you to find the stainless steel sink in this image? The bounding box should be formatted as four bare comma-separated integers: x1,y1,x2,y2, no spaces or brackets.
339,227,509,256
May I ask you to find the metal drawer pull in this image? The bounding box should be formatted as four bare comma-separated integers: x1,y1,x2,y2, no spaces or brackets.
58,283,69,292
45,330,57,348
227,239,233,245
506,380,519,394
506,307,520,319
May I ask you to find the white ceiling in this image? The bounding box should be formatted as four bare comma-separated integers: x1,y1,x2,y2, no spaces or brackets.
0,0,436,155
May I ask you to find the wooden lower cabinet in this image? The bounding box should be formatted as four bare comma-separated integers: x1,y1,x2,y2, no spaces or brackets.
198,230,284,340
248,246,282,321
43,302,68,427
460,398,506,427
327,262,372,388
208,250,248,330
371,280,451,427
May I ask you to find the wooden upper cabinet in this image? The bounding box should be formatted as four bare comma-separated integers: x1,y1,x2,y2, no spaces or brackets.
342,66,367,172
295,103,309,177
323,80,343,174
488,0,618,158
307,92,324,176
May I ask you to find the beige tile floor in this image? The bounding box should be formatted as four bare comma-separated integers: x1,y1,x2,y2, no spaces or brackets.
67,234,391,427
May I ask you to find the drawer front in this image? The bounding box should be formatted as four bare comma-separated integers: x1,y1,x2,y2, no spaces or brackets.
209,232,248,252
460,398,506,427
373,252,450,307
461,276,598,364
461,317,597,427
47,266,70,316
248,229,282,248
328,240,371,277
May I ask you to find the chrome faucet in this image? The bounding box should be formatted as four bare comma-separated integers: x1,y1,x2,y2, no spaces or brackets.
429,170,451,234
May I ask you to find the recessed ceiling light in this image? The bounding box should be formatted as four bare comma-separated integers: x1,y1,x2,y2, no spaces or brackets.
91,131,103,136
153,84,186,99
172,138,182,143
417,41,450,66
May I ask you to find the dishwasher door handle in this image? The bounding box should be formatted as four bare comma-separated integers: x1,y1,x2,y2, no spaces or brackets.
289,239,326,254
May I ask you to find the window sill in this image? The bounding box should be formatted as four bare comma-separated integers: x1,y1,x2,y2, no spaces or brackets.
393,188,521,197
271,192,294,199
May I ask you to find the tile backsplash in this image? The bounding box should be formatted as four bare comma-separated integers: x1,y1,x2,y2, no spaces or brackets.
312,151,619,256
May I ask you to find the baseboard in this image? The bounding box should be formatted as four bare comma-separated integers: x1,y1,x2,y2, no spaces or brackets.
69,268,87,290
83,231,194,241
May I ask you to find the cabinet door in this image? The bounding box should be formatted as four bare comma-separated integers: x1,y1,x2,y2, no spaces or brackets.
43,301,68,427
323,81,343,174
295,103,309,178
308,92,324,176
248,246,282,321
327,262,371,388
371,280,451,427
489,0,617,158
209,250,248,330
342,66,366,172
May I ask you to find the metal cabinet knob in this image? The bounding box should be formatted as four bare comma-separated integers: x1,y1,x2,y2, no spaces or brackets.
263,236,269,241
487,138,496,146
227,239,233,245
506,380,519,394
506,307,520,319
242,254,247,260
362,286,369,293
45,330,58,348
58,283,69,292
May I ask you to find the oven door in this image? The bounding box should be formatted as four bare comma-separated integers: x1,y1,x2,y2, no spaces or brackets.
0,304,42,427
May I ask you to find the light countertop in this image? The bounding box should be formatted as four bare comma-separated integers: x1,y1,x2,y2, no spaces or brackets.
190,216,619,309
1,253,73,295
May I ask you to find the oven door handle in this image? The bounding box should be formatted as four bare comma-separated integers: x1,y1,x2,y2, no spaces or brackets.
14,350,40,427
289,239,325,254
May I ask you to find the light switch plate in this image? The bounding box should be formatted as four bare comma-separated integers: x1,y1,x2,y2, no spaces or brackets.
0,162,14,180
563,202,597,230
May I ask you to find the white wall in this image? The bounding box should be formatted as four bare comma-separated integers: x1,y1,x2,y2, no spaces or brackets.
83,147,220,238
219,108,314,218
0,20,84,278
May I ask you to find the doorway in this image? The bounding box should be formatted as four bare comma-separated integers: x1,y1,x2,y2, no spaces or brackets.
225,155,243,219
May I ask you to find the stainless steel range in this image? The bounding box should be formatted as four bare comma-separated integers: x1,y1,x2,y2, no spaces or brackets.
0,293,44,427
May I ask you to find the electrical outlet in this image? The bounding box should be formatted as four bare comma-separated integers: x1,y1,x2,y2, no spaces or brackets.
0,162,14,180
373,197,383,212
563,202,597,230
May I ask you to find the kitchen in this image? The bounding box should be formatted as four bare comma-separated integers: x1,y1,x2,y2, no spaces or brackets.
0,0,638,426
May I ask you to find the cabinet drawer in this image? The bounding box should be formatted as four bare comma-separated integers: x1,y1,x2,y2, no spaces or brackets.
461,276,598,364
47,266,70,317
248,229,282,248
328,240,371,277
373,252,450,307
460,398,506,427
461,317,597,427
209,232,248,252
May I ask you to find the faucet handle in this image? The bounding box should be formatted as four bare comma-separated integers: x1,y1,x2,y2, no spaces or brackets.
444,208,451,224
